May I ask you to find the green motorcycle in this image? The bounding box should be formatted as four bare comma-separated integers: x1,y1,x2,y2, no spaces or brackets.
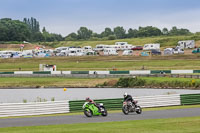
82,102,108,117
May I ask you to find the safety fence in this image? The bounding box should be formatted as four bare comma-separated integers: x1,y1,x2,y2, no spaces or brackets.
0,101,69,117
69,98,123,112
180,93,200,105
0,70,200,75
69,94,181,112
0,93,199,117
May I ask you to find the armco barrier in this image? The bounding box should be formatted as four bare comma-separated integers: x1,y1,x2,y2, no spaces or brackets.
193,70,200,73
171,70,193,74
0,101,69,117
2,69,200,75
151,70,171,74
0,72,14,74
33,71,51,74
134,94,180,108
69,94,181,112
69,98,123,112
71,71,89,74
180,93,200,105
110,71,129,74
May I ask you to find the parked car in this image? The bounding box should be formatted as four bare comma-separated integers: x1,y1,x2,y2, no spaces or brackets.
151,49,161,55
132,46,143,50
173,48,184,54
192,48,200,53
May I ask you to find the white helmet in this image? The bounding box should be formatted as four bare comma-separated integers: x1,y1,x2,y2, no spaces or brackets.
124,92,128,98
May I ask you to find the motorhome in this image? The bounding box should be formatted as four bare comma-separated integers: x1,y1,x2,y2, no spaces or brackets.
177,40,195,49
103,48,118,56
143,43,160,50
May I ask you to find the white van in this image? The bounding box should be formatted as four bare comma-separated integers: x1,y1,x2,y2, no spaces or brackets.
103,48,118,56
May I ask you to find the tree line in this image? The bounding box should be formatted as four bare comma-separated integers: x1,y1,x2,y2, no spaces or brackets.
0,18,63,42
0,17,193,42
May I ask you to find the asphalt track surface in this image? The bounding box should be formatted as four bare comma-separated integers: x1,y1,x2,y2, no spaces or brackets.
0,108,200,128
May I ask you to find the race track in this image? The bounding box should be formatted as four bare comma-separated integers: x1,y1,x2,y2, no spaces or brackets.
0,108,200,128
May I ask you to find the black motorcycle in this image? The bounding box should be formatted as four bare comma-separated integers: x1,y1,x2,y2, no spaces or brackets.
122,100,142,115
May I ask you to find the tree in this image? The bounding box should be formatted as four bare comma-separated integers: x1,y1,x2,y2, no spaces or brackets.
127,28,138,38
0,18,30,41
101,27,113,37
137,26,162,37
113,26,126,39
169,26,191,36
23,17,41,41
162,28,169,35
77,27,93,40
65,32,78,41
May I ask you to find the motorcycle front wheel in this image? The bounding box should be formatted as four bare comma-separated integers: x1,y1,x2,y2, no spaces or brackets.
136,106,142,114
84,109,92,117
122,106,129,115
101,107,108,117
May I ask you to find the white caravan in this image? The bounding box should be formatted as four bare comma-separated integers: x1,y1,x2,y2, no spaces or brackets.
115,42,134,50
164,48,174,55
55,47,69,53
67,48,85,56
103,48,118,56
122,50,133,56
83,46,92,51
143,43,160,50
94,44,110,51
177,40,195,49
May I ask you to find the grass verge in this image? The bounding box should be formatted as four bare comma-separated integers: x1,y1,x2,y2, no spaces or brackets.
1,55,200,71
0,116,200,133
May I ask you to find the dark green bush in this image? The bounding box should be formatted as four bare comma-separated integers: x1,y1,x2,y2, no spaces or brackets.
116,77,146,87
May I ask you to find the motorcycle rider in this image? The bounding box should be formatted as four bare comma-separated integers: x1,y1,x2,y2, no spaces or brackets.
85,97,101,112
123,93,136,107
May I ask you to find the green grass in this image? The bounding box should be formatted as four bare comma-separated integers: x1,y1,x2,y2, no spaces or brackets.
1,55,200,71
42,35,199,48
0,77,117,88
0,76,200,88
0,116,200,133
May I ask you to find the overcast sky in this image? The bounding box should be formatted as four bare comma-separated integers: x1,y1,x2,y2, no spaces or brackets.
1,0,200,36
